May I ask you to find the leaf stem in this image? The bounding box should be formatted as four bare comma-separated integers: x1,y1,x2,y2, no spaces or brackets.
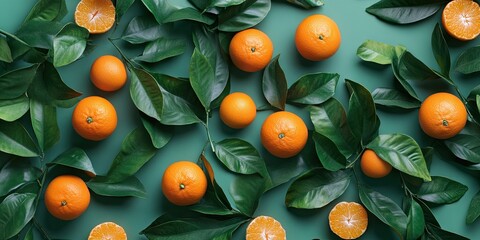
204,110,216,153
108,38,136,69
33,217,51,240
453,85,480,126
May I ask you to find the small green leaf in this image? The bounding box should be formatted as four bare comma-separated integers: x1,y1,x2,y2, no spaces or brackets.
431,23,451,77
0,96,29,122
152,73,198,104
262,55,288,110
215,138,268,176
29,99,60,152
87,176,147,198
47,147,96,176
466,190,480,224
367,134,431,181
392,54,420,101
0,160,41,197
356,40,397,65
287,72,339,105
405,197,425,240
141,0,179,24
218,0,271,32
285,168,350,209
398,51,453,85
444,134,480,163
24,0,67,22
0,37,13,63
372,87,421,109
159,87,203,125
0,64,39,100
140,114,173,149
455,46,480,74
122,16,171,44
312,132,346,171
283,0,324,9
0,121,39,157
230,173,266,216
0,193,37,240
163,7,215,24
134,37,186,63
129,67,163,121
366,0,448,24
190,48,217,110
53,23,89,67
359,185,407,237
116,0,136,21
416,176,468,204
425,224,469,240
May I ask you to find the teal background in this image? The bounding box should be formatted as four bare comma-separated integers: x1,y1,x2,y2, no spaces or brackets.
1,0,479,239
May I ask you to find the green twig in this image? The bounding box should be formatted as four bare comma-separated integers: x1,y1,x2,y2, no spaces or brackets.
203,109,216,153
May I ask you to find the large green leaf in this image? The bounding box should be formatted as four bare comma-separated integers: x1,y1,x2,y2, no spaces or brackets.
134,38,186,63
105,127,157,183
47,147,96,177
215,138,268,176
15,20,63,49
0,96,29,122
190,48,217,110
444,134,480,163
218,0,271,32
431,23,450,77
0,64,38,100
129,67,163,121
141,0,179,24
52,23,89,67
29,99,60,152
163,7,215,25
0,37,12,63
398,51,452,85
416,176,467,204
140,114,173,149
229,173,266,216
285,168,350,209
287,72,339,105
0,160,41,197
356,40,397,65
0,121,39,157
367,134,431,181
87,176,147,198
346,79,380,145
392,54,420,101
372,87,421,109
312,132,346,171
122,16,171,44
359,185,407,238
0,193,37,240
366,0,448,24
283,0,323,9
455,46,480,74
405,197,425,240
262,55,288,110
424,224,469,240
24,0,67,22
466,190,480,224
116,0,136,21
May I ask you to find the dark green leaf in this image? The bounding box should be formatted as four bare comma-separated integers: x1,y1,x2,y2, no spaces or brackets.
0,96,29,122
47,147,96,176
215,138,268,176
212,0,246,7
106,127,157,183
356,40,398,65
230,173,266,216
0,121,39,157
287,72,339,105
416,176,467,204
24,0,67,22
466,190,480,224
141,0,179,24
285,168,350,209
16,20,63,49
129,67,163,121
405,197,425,240
372,87,421,109
312,132,346,171
0,193,36,240
392,54,420,100
366,0,448,24
122,16,171,44
30,99,60,152
359,185,407,237
367,134,431,181
444,134,480,163
346,79,380,144
190,48,217,110
140,114,173,149
0,37,12,63
134,38,186,63
23,226,33,240
53,23,89,67
0,160,41,197
431,23,450,77
0,64,38,100
425,224,469,240
455,46,480,74
116,0,136,20
159,87,202,125
398,51,452,85
262,55,287,110
1,29,44,62
283,0,324,9
163,7,215,25
87,176,147,198
189,0,212,10
218,0,271,32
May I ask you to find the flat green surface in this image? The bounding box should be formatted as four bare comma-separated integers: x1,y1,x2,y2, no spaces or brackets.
1,0,479,239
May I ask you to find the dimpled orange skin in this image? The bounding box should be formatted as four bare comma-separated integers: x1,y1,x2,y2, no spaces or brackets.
260,111,309,158
295,14,341,61
90,55,127,92
229,29,274,72
161,161,208,206
72,96,118,141
360,149,393,178
418,92,467,139
219,92,257,129
44,175,91,221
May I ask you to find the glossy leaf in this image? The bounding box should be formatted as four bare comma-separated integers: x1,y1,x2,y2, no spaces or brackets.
0,160,41,197
189,0,212,10
1,29,43,62
0,121,39,157
346,79,380,145
414,197,439,227
372,87,421,109
287,72,339,105
230,173,266,216
141,0,179,24
159,87,202,125
392,54,420,101
444,134,480,163
211,0,246,7
283,0,324,9
30,99,60,152
129,67,163,121
47,147,96,176
262,55,288,110
0,96,29,122
218,0,271,32
24,0,67,22
53,23,89,67
416,176,467,204
398,51,452,85
367,134,431,181
0,64,38,100
285,168,350,209
312,132,346,171
122,16,171,44
0,193,37,240
15,20,63,49
105,127,157,183
359,185,407,237
190,48,216,110
0,37,12,63
215,138,268,176
152,73,201,109
366,0,448,24
405,197,425,240
356,40,397,65
466,190,480,224
425,224,469,240
116,0,136,20
455,46,480,74
134,37,186,63
163,7,215,25
87,176,147,198
431,23,450,77
140,114,173,149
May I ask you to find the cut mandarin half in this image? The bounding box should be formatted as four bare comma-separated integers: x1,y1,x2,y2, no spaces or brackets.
246,216,286,240
74,0,115,34
88,222,127,240
442,0,480,41
329,202,368,239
